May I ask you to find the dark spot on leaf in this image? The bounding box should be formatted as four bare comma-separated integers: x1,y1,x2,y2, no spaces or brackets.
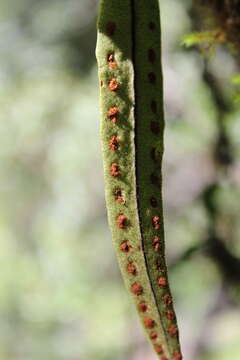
150,173,160,187
150,121,160,134
106,22,116,36
151,100,157,113
148,48,156,63
149,21,155,30
148,72,156,83
150,196,158,208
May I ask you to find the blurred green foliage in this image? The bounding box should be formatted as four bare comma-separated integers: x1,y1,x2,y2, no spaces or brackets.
0,1,239,360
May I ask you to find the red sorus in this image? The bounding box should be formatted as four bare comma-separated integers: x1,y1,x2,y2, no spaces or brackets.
131,282,143,296
152,216,161,229
162,294,172,306
116,214,128,229
106,22,116,36
138,301,147,312
150,331,158,340
173,351,182,360
127,263,137,275
152,236,161,251
107,53,117,68
114,189,124,203
154,344,163,354
156,259,165,273
120,240,132,253
168,325,178,337
158,277,167,288
108,78,119,91
107,107,119,123
161,356,169,360
109,135,119,151
166,311,175,321
110,162,120,177
143,317,155,329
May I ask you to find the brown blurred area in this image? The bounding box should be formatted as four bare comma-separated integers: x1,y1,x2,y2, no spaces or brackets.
0,1,239,359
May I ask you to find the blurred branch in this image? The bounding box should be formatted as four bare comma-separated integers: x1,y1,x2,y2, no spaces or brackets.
204,232,240,284
170,244,202,270
201,62,240,285
202,63,234,167
171,61,240,285
170,232,240,285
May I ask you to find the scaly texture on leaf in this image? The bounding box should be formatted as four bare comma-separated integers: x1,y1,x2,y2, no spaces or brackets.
96,1,182,359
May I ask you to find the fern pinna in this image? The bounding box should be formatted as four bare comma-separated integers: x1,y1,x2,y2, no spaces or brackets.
96,1,182,359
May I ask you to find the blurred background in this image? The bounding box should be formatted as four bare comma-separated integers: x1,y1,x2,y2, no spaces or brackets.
0,0,239,359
